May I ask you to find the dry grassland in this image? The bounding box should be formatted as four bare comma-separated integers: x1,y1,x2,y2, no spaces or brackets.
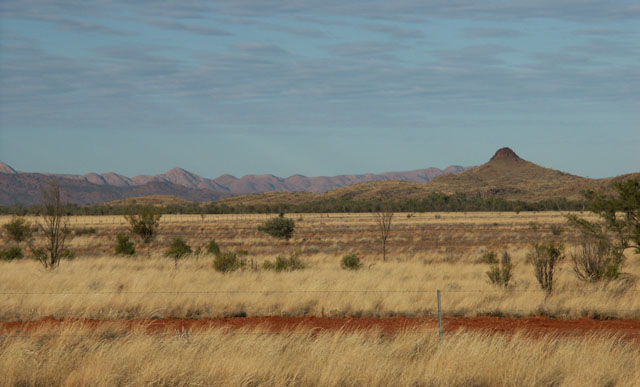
1,254,638,320
0,211,601,258
2,212,639,386
1,325,639,386
1,214,638,321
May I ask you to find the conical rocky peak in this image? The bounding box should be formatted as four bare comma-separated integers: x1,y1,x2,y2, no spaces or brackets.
490,147,521,162
0,162,17,174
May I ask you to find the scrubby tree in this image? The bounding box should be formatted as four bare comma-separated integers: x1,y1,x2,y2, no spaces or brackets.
124,206,162,243
258,213,295,240
37,182,71,270
527,241,565,294
567,179,640,281
373,208,393,261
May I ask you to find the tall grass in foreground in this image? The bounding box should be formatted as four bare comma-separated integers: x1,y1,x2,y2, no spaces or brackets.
0,254,638,320
1,326,638,386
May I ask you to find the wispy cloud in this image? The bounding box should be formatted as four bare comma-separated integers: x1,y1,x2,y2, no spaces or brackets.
324,41,406,61
574,28,634,36
1,0,639,137
363,24,425,39
231,42,290,56
4,1,639,25
148,19,231,36
464,28,522,39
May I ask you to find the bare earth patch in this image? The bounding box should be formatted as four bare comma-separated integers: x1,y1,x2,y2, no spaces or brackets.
3,316,640,340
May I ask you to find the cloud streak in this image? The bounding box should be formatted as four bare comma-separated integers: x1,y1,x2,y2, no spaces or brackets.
148,19,231,36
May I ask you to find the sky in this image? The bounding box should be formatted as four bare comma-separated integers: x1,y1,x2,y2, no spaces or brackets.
0,0,639,179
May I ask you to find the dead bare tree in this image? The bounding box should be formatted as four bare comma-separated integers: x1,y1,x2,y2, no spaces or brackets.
37,182,69,269
373,207,393,261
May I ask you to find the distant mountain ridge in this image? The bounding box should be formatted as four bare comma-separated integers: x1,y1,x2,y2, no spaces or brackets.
218,147,640,207
0,161,468,206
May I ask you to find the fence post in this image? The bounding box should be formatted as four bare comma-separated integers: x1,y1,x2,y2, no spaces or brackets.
437,289,443,344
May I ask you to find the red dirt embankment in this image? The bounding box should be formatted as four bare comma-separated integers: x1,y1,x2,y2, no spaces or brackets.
2,316,640,340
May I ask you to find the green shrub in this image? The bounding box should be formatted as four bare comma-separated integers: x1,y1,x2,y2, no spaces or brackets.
0,246,24,261
206,240,221,255
480,250,498,264
571,240,624,282
2,217,33,243
61,249,76,260
115,233,135,256
75,227,97,236
341,254,363,270
166,238,192,265
263,251,305,272
527,241,565,294
124,206,162,243
258,214,295,240
213,251,247,272
486,251,513,288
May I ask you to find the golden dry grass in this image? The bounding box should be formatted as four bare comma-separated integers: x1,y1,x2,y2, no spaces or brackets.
1,212,638,320
1,325,638,386
1,252,638,321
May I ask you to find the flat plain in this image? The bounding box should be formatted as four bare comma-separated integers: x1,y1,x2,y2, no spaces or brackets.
1,211,639,386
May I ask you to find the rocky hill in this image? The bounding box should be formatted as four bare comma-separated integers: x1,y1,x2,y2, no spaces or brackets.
218,147,639,206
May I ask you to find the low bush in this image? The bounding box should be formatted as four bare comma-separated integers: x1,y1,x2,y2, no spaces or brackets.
75,227,97,236
258,214,295,240
213,251,247,272
2,217,33,243
0,246,23,261
341,254,363,270
166,238,192,266
486,251,513,288
571,240,624,282
527,241,565,294
263,251,305,272
115,233,135,256
206,240,221,255
124,206,161,243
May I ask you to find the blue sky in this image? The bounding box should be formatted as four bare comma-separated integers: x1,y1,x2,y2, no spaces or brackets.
1,1,638,179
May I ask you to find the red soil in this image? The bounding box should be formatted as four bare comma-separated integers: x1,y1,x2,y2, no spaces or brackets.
2,316,640,340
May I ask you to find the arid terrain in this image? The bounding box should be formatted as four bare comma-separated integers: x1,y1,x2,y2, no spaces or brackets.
1,210,640,384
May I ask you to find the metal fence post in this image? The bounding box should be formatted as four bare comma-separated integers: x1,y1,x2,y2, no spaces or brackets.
437,289,443,344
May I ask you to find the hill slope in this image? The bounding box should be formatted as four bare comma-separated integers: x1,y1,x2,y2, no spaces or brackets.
218,148,638,206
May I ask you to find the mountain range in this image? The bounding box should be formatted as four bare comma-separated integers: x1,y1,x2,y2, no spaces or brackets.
217,147,640,207
0,161,467,206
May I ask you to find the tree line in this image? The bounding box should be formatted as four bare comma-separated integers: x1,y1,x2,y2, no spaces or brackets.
0,192,587,215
